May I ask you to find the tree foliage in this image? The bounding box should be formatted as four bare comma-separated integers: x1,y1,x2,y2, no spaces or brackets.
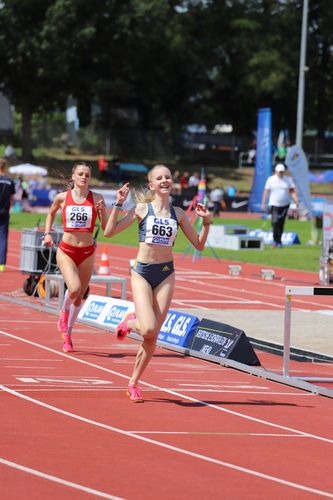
0,0,332,159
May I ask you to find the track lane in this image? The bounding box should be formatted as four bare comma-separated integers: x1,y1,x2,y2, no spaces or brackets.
5,231,333,311
0,310,333,499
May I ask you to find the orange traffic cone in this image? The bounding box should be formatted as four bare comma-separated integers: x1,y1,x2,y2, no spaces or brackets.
98,246,110,275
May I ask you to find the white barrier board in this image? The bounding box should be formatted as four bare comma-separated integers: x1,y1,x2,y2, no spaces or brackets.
78,294,134,331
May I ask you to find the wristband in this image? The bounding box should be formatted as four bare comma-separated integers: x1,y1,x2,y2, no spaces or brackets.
112,202,123,209
43,232,51,236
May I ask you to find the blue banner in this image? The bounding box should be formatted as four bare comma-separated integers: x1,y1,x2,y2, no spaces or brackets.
286,145,312,217
248,108,272,212
158,310,199,347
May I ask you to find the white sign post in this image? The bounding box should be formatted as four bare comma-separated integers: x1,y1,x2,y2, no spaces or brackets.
320,200,333,284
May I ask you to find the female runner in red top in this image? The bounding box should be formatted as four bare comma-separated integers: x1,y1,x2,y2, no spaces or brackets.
44,161,108,352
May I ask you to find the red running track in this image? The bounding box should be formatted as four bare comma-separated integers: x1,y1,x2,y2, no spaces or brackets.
0,230,333,499
3,229,333,312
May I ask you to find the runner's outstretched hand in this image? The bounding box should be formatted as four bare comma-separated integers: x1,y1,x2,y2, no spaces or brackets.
116,183,130,205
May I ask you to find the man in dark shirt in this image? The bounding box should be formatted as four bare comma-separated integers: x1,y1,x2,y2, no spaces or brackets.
0,159,16,271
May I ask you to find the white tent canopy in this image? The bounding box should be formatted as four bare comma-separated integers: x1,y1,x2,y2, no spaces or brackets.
9,163,48,176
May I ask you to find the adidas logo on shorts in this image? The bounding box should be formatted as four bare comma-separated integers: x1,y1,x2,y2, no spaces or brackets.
162,265,170,272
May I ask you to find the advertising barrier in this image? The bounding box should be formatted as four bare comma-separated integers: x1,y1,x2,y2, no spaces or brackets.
79,295,134,329
248,229,300,246
248,108,272,212
157,309,199,347
78,296,199,348
189,318,261,366
78,296,260,366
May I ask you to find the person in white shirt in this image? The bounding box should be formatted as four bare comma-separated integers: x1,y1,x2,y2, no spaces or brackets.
188,172,199,187
261,163,299,248
4,144,16,160
209,187,225,216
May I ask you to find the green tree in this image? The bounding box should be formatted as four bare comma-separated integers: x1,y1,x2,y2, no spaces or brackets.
0,0,98,159
306,0,333,141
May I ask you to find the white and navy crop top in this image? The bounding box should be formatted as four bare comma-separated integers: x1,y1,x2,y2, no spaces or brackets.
139,203,178,246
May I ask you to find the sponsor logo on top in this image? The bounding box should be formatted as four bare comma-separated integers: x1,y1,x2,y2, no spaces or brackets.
160,312,192,337
152,236,169,245
158,311,198,346
82,300,107,320
103,305,129,327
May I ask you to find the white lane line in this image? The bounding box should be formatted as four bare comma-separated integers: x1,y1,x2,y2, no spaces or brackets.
4,385,314,396
1,384,333,498
0,329,332,444
7,366,56,369
157,389,315,395
4,388,122,393
173,282,285,309
0,385,333,498
130,431,306,437
0,358,62,361
0,320,56,323
178,383,268,388
176,299,260,303
174,276,333,310
0,458,122,499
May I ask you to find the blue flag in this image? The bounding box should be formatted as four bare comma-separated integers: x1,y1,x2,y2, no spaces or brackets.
248,108,272,212
286,145,312,217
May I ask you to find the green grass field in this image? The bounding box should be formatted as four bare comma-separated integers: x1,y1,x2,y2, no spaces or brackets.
10,212,322,272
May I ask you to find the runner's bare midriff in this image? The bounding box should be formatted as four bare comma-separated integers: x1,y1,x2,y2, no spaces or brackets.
136,242,173,264
62,231,95,247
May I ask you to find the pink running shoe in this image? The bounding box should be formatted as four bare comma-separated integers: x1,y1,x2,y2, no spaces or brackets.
58,309,69,334
62,334,74,353
127,384,143,403
115,313,136,340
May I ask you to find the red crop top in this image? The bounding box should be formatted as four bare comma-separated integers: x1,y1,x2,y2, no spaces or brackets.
62,190,97,232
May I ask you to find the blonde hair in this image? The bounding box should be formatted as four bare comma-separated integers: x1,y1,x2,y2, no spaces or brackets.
133,164,171,204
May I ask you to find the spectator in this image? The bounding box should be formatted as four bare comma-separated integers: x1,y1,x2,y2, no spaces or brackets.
225,184,239,198
98,155,109,182
180,171,189,190
261,163,299,248
210,186,225,217
189,172,200,187
15,176,31,212
247,139,256,164
0,158,16,271
4,144,16,160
